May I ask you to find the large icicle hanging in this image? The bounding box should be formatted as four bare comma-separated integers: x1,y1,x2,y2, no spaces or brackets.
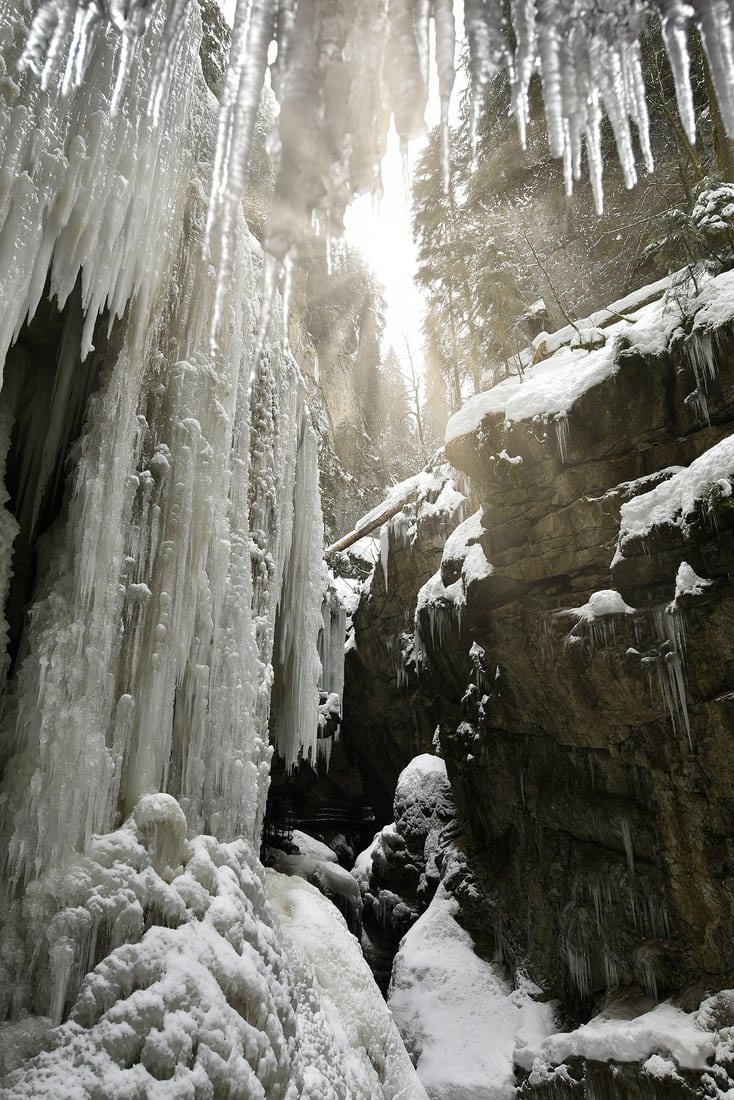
269,410,326,770
0,0,333,1041
18,0,734,292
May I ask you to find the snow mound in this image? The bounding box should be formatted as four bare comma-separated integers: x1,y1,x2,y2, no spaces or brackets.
0,800,423,1098
267,869,427,1100
291,829,339,862
673,561,713,601
0,807,297,1098
561,589,637,622
388,886,555,1099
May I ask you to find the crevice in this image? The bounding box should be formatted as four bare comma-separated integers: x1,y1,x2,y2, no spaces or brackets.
0,275,116,678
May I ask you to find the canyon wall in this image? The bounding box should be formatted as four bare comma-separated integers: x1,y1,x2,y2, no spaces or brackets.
344,272,734,1092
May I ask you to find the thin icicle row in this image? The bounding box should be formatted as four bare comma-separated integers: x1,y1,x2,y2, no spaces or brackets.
433,0,457,191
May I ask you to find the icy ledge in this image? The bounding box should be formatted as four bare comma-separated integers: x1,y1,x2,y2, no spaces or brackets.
613,433,734,565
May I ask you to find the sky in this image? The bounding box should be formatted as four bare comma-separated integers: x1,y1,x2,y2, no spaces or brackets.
344,8,465,365
343,128,427,360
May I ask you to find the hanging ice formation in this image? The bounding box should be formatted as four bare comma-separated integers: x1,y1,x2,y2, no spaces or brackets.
0,0,345,1062
16,0,734,308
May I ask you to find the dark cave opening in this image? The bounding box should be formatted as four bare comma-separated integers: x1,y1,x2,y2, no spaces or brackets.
1,276,116,678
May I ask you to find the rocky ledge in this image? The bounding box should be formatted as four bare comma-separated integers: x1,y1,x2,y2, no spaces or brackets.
413,270,734,1093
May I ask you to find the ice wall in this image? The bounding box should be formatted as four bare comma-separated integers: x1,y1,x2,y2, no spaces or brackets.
0,0,324,1026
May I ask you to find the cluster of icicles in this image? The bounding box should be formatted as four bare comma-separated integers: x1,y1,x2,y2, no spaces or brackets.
19,0,734,306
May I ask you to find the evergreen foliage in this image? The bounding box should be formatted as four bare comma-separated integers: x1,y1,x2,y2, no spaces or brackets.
412,25,729,408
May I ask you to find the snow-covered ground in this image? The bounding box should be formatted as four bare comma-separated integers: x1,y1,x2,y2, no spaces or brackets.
389,886,555,1100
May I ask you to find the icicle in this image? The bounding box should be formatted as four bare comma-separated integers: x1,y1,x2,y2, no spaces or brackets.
621,818,635,874
416,0,432,89
18,0,64,79
432,0,456,193
464,0,498,160
148,0,194,123
207,0,276,344
380,522,390,594
693,0,734,137
62,0,103,96
652,606,693,748
624,39,655,175
251,250,283,390
658,0,697,144
510,0,537,150
385,0,427,145
270,0,297,99
554,412,569,461
536,0,566,160
280,250,295,355
38,0,75,91
110,30,136,116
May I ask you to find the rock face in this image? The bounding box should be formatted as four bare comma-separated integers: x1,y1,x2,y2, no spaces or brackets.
430,275,734,1044
352,754,457,992
340,468,469,823
341,271,734,1090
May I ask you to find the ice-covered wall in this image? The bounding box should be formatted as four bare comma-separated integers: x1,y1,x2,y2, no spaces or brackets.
0,0,325,1037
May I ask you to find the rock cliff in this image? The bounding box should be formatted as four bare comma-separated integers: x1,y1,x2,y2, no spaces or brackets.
343,269,734,1092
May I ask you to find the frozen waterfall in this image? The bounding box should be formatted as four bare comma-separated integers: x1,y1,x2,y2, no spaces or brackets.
0,1,398,1092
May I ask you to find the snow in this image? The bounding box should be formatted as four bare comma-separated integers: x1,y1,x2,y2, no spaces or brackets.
447,269,734,462
268,851,362,915
614,434,734,562
267,869,428,1100
351,831,382,892
673,561,713,600
291,829,338,863
446,342,618,451
521,996,722,1081
442,509,493,586
0,807,299,1097
0,801,422,1099
388,885,555,1099
414,510,492,667
561,589,637,622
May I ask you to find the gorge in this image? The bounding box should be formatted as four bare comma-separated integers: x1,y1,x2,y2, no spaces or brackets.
1,0,734,1097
